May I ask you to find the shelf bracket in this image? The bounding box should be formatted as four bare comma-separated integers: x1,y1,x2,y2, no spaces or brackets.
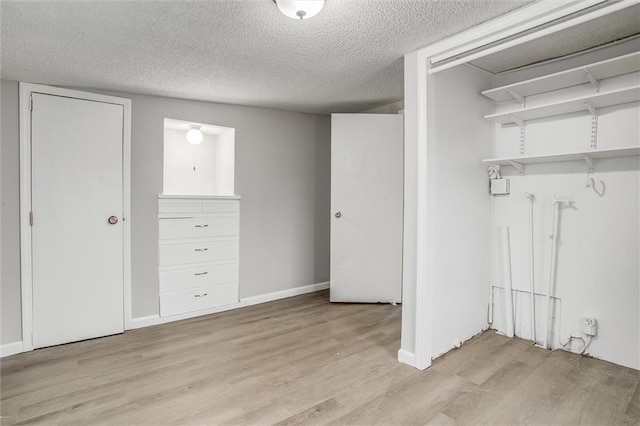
508,114,525,127
508,160,525,175
590,115,598,150
583,100,597,116
583,154,595,173
506,89,525,105
584,69,600,93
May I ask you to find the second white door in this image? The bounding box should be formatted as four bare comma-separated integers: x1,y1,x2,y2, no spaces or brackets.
330,113,403,303
30,92,125,348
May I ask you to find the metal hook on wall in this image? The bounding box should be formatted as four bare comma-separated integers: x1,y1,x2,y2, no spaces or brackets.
587,176,605,197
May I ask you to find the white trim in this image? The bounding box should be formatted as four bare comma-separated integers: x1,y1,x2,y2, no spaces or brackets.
129,315,165,329
400,50,432,371
397,348,416,367
18,82,133,345
1,341,24,358
19,84,33,351
241,281,329,306
158,194,242,200
130,282,330,329
122,89,133,331
432,325,490,360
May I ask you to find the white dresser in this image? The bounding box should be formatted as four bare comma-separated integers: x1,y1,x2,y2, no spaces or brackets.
158,195,240,317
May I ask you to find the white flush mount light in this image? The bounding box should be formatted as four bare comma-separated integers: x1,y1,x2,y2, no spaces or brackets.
186,125,203,145
274,0,324,20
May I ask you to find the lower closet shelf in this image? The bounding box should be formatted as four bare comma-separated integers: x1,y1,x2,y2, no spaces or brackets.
482,146,640,168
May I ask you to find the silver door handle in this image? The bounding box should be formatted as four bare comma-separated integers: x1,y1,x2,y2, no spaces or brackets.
195,248,209,252
194,272,208,276
195,224,209,228
194,293,208,298
107,215,118,225
334,211,342,218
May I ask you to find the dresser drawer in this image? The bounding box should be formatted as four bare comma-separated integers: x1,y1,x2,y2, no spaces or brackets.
159,239,238,267
158,202,201,214
160,263,239,292
202,200,239,214
159,217,239,240
160,283,239,317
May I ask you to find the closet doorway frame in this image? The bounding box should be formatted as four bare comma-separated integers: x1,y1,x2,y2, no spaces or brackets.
399,0,634,370
19,83,133,352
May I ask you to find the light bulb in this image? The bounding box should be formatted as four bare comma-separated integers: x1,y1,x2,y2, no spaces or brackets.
186,126,203,145
275,0,324,20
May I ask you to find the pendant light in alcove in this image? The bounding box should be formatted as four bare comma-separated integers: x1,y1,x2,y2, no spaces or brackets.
186,125,203,145
274,0,325,20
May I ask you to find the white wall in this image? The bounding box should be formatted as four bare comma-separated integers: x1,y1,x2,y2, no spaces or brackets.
163,129,219,195
428,65,494,357
163,125,236,196
216,129,235,196
489,45,640,369
0,80,331,344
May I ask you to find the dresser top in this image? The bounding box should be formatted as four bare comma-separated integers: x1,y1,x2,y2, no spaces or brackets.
158,194,241,200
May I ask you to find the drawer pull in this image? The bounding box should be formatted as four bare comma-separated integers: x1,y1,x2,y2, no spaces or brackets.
194,293,208,298
195,248,209,252
195,224,209,228
194,272,208,276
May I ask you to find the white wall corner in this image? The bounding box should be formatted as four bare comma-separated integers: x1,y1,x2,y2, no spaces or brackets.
240,281,329,306
397,348,416,367
432,325,490,360
129,315,163,330
1,341,25,358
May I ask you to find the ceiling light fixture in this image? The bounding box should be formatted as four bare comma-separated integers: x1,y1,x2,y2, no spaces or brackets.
186,125,203,145
274,0,324,20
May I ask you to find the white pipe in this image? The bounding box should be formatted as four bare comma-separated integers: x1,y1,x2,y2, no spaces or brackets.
526,193,537,344
543,199,562,349
500,227,515,338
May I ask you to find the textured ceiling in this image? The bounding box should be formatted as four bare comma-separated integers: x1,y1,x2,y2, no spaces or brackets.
0,0,532,114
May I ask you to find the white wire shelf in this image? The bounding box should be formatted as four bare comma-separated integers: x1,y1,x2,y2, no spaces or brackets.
482,51,640,103
482,146,640,169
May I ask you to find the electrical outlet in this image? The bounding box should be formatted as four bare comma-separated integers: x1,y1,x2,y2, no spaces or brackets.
490,178,510,195
583,317,597,336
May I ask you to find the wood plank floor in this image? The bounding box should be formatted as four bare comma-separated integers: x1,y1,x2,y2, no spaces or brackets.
1,290,638,425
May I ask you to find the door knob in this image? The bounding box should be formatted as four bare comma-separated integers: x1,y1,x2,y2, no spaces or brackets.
334,211,342,218
107,216,118,225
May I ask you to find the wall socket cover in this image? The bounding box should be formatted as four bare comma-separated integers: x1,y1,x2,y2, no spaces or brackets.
490,178,510,195
583,317,598,336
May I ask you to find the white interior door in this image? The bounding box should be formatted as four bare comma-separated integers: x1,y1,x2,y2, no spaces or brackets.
31,93,124,348
330,114,403,303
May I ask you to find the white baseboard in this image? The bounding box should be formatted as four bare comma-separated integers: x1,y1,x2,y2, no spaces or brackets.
240,281,329,307
397,348,416,367
1,341,24,358
129,281,330,330
432,324,489,360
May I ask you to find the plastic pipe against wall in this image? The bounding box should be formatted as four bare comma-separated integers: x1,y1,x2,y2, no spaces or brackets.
543,200,561,349
500,226,515,338
526,193,537,344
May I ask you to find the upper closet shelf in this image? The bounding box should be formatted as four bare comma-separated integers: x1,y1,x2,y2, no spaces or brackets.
482,51,640,103
484,85,640,125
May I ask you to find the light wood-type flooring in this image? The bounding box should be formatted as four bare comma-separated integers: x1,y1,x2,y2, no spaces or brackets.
1,290,639,425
